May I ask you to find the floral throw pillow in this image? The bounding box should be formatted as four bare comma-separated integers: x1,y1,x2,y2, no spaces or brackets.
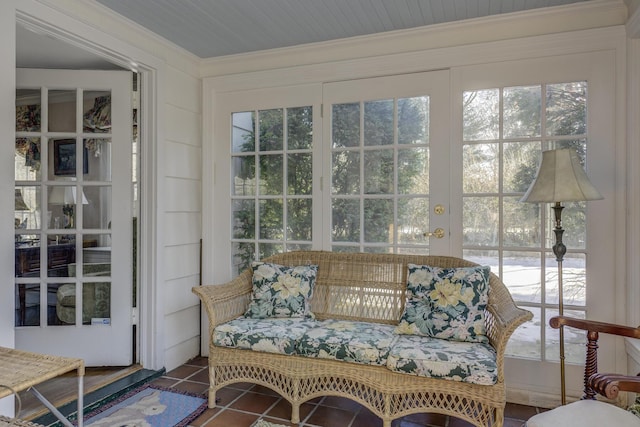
244,262,318,319
395,264,491,343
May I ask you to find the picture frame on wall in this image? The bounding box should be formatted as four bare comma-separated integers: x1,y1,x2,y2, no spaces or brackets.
53,139,88,176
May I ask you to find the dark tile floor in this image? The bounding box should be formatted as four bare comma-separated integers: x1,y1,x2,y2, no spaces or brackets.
152,356,545,427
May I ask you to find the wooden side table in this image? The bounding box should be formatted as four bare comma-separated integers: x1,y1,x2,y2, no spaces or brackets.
0,347,83,427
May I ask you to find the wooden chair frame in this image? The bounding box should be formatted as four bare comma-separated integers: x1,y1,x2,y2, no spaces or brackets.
550,316,640,400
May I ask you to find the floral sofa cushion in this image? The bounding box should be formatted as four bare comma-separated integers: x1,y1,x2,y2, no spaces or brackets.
296,320,398,366
213,317,318,355
386,334,497,385
395,264,491,343
244,262,318,319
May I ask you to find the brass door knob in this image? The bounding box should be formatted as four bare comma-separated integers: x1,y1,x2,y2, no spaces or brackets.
423,228,445,239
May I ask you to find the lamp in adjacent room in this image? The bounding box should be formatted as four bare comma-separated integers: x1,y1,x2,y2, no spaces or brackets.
49,182,88,229
520,148,603,405
15,189,30,242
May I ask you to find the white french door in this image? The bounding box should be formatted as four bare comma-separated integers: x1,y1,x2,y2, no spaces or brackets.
322,71,451,254
451,51,616,401
15,69,133,366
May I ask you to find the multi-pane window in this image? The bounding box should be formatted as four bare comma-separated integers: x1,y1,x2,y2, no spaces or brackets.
330,97,430,253
462,82,589,363
230,106,313,275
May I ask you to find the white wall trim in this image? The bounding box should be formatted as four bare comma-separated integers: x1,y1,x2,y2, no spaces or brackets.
204,26,626,94
200,0,626,78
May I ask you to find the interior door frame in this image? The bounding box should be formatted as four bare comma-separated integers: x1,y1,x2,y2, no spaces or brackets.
14,6,165,370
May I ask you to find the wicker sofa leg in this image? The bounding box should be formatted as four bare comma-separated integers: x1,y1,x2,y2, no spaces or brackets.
494,408,504,427
291,403,300,424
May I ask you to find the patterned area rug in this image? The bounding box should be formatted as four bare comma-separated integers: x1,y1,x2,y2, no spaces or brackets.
251,420,289,427
82,383,207,427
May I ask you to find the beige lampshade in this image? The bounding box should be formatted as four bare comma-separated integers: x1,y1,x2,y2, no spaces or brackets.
49,185,89,205
15,189,30,211
520,148,603,203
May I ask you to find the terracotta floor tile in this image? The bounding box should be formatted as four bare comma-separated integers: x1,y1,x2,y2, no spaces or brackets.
171,379,209,395
230,391,281,414
266,398,316,421
319,395,363,412
505,402,539,421
403,411,447,425
190,368,210,383
215,386,246,406
149,376,179,388
186,356,209,367
351,408,384,427
189,407,220,426
304,404,355,426
164,364,202,379
199,409,259,427
447,416,476,427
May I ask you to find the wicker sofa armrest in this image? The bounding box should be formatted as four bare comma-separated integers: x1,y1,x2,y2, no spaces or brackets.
192,269,253,332
485,299,533,381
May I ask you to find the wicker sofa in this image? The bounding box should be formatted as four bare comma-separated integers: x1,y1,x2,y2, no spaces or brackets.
193,251,532,427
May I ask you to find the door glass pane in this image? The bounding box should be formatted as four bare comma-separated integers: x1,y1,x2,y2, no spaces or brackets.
287,153,311,195
332,151,360,195
48,90,76,133
15,284,41,326
85,138,112,181
397,198,429,245
15,138,41,181
50,138,87,179
82,186,112,230
504,86,541,138
259,154,283,195
503,141,541,194
15,186,41,233
287,107,312,149
16,89,41,132
463,143,498,193
287,199,312,241
47,238,75,278
83,91,111,133
82,281,111,325
398,147,428,194
83,234,112,266
48,184,82,229
462,196,499,246
51,283,74,326
364,99,393,146
15,242,40,278
232,111,255,152
332,103,360,148
546,82,587,136
463,89,499,141
364,149,393,194
332,199,359,243
398,97,429,145
259,109,283,151
363,198,393,244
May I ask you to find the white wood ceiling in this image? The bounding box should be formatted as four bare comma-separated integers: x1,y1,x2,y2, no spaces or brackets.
95,0,591,58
